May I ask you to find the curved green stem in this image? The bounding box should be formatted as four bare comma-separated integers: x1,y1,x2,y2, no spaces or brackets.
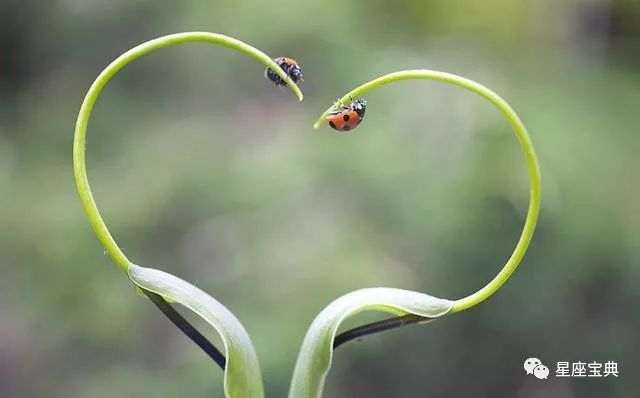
314,70,541,313
73,32,303,272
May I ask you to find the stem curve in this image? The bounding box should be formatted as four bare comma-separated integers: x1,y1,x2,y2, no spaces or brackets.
315,70,541,313
73,32,303,272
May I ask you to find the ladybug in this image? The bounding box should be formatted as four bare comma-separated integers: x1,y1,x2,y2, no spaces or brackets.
265,57,303,86
326,98,367,131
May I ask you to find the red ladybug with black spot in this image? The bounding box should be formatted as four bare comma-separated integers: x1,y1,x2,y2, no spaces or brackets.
265,57,303,86
326,98,367,132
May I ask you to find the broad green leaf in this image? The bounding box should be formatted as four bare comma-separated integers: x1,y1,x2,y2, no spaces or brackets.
128,264,263,398
288,288,453,398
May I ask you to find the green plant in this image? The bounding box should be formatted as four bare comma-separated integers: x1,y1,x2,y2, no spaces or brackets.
74,34,540,398
73,32,302,398
291,70,541,397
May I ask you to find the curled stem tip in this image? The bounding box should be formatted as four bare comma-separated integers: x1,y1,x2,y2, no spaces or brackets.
316,70,541,313
73,32,303,272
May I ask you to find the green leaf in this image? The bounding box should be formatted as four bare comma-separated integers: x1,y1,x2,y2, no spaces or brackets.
288,288,453,398
128,264,264,398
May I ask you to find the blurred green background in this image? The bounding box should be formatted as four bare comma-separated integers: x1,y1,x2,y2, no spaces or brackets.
1,0,639,397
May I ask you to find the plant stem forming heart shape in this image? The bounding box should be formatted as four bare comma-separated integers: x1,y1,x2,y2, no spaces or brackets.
73,33,540,398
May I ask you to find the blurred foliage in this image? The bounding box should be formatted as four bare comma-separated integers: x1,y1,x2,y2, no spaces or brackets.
0,0,639,397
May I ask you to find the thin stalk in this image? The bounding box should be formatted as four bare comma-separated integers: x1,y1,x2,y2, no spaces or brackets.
144,289,226,370
72,33,302,378
333,314,428,349
73,32,302,273
319,70,541,348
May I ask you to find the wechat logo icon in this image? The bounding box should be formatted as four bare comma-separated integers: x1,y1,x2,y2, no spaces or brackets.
524,357,549,380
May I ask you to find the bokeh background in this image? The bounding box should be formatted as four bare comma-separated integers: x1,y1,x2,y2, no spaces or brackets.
1,0,639,397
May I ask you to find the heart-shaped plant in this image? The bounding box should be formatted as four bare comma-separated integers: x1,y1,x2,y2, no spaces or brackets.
73,32,541,398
